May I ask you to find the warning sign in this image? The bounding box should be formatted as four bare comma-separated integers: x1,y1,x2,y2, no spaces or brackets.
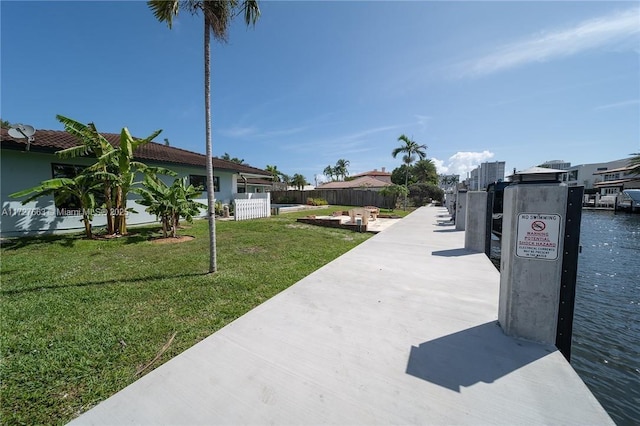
516,213,561,260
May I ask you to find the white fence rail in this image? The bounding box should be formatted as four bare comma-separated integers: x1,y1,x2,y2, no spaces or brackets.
233,193,271,221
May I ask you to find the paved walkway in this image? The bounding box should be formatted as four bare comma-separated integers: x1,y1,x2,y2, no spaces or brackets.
72,206,612,425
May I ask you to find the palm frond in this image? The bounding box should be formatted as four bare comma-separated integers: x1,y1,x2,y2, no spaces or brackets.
147,0,180,28
56,145,92,159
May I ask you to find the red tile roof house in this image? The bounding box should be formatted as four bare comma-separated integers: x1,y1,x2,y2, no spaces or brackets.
0,128,271,237
318,168,393,190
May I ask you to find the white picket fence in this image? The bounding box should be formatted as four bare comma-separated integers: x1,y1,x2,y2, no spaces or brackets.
233,193,271,221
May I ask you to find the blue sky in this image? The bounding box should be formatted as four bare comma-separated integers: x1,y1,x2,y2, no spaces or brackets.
2,1,639,184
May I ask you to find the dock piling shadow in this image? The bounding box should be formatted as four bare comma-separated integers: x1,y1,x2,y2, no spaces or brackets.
431,248,474,257
406,321,555,392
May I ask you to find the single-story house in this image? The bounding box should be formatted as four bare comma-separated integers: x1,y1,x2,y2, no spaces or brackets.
349,168,392,183
1,128,271,237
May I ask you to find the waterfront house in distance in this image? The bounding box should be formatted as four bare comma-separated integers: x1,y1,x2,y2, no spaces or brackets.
0,128,271,237
561,158,628,190
592,164,640,195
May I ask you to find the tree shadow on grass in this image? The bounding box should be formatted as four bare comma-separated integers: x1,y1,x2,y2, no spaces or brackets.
0,233,81,250
122,227,163,244
0,272,209,296
1,226,165,250
406,321,555,392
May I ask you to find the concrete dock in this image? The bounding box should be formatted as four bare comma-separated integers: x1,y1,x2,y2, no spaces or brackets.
72,206,612,425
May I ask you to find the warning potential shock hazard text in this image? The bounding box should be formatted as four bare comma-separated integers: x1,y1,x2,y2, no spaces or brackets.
516,213,561,260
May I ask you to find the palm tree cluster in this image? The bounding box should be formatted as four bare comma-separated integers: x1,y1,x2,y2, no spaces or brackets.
148,0,260,273
9,116,200,240
291,173,308,190
323,159,350,181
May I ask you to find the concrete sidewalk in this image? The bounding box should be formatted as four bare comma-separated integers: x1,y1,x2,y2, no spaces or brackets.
72,206,611,425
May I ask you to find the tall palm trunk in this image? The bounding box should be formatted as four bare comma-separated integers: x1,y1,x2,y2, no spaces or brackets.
404,170,409,211
205,16,217,273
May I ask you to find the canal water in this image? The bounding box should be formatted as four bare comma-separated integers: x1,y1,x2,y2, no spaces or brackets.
571,210,639,425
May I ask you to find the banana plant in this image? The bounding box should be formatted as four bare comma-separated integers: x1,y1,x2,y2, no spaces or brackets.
10,173,102,239
55,115,118,234
135,175,206,238
95,127,176,235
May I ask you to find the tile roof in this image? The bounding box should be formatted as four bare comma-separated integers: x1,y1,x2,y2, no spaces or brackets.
0,128,270,177
318,176,392,189
351,169,391,178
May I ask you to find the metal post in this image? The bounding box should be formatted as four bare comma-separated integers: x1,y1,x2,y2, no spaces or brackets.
555,186,584,361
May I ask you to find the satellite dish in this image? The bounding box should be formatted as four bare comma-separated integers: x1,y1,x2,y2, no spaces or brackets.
8,123,36,151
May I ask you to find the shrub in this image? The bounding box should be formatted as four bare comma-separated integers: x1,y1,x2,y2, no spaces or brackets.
306,197,328,206
408,183,444,206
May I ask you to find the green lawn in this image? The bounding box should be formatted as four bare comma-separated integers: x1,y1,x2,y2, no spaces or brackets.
0,206,411,425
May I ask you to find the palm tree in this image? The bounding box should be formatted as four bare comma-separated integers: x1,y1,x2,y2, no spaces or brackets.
392,134,427,210
291,174,307,190
323,165,336,181
148,0,260,273
266,164,282,182
280,173,291,188
335,159,350,181
222,152,245,164
413,159,438,184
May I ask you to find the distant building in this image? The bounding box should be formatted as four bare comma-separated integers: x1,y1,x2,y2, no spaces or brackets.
592,163,640,195
539,160,571,170
349,167,392,183
562,158,629,190
469,168,479,191
466,161,506,190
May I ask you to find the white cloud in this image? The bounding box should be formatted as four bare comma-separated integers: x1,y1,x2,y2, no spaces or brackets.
594,99,640,110
221,126,257,138
431,157,449,174
221,125,308,139
439,151,495,177
456,7,640,78
415,114,432,130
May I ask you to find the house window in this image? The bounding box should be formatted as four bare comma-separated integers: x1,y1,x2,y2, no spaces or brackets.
189,175,219,192
51,163,86,215
603,173,620,182
51,163,107,215
237,187,246,193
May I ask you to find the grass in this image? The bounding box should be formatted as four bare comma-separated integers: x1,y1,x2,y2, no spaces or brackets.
0,205,411,425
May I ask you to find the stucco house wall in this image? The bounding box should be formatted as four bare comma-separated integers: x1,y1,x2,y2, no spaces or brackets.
1,128,270,237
